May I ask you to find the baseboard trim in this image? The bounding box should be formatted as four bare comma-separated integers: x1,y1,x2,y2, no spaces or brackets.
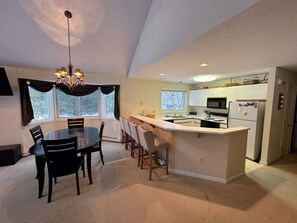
170,169,227,183
170,169,245,184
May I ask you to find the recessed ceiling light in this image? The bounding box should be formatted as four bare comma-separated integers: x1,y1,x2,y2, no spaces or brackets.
160,73,165,76
194,76,216,82
200,63,209,67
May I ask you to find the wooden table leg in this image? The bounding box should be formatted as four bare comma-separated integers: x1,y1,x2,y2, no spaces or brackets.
35,156,46,198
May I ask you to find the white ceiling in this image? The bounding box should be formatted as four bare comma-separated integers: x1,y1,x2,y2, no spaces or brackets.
1,0,297,84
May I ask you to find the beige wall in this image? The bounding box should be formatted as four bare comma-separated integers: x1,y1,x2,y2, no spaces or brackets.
119,78,190,118
261,67,297,165
0,66,191,155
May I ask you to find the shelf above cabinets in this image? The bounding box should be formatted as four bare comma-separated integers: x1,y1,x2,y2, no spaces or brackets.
188,83,267,107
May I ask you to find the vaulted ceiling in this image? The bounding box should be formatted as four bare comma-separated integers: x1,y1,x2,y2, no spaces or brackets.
1,0,297,83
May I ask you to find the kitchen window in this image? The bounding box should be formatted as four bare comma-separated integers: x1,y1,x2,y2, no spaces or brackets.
161,89,186,111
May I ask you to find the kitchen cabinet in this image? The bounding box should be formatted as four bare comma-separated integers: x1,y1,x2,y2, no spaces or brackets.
174,118,201,127
188,88,217,106
189,83,267,107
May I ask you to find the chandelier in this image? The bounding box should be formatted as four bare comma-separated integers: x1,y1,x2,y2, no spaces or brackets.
55,10,84,89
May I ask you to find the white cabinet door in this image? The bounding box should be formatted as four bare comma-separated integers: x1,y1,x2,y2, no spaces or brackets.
188,90,199,106
249,84,267,99
189,83,267,106
188,89,208,106
216,88,228,97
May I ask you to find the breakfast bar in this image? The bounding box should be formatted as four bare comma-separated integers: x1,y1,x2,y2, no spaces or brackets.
131,115,250,183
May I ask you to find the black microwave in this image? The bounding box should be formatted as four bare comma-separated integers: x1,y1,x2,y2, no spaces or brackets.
207,97,227,109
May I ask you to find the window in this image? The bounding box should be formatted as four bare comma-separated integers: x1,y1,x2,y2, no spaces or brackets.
101,91,115,118
161,90,186,111
29,87,52,121
56,89,99,117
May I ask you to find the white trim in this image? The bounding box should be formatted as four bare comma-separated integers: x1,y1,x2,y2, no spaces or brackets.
170,168,245,184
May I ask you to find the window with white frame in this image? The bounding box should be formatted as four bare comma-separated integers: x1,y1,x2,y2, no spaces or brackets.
161,89,186,111
28,86,53,121
101,91,115,118
56,89,99,117
28,85,116,122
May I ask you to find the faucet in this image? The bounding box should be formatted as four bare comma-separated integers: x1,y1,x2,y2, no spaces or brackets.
204,110,211,119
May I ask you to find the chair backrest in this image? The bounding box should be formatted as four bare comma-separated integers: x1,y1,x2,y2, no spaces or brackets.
67,118,84,129
119,117,126,131
42,137,78,177
99,121,105,140
123,119,132,136
137,126,155,152
129,122,140,144
29,125,44,144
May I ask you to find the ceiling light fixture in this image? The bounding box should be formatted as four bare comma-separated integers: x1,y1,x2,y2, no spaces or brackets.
200,63,209,67
55,10,84,90
160,73,165,76
194,76,216,82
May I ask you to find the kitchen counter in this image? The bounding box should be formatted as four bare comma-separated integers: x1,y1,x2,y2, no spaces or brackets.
133,115,245,134
131,115,249,183
159,114,228,124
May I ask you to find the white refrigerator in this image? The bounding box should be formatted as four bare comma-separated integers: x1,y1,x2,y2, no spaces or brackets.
228,101,266,161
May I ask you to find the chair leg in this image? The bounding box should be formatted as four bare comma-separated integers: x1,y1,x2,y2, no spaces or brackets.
99,149,104,165
76,172,80,195
140,147,144,169
131,139,134,157
48,176,53,203
166,148,169,175
149,151,153,181
137,145,141,167
81,159,85,177
54,177,57,184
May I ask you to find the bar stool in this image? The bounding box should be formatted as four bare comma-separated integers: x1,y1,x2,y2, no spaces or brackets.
129,122,141,167
137,125,170,180
122,118,134,154
119,117,126,145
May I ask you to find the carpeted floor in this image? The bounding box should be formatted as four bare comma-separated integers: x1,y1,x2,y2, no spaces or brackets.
0,141,297,223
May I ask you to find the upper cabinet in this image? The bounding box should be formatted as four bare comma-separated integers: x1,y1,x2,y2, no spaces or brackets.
189,83,267,107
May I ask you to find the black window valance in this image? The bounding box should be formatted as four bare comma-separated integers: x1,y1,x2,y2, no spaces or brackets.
18,78,120,126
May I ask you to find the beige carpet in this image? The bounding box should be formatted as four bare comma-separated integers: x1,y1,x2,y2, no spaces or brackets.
0,142,297,223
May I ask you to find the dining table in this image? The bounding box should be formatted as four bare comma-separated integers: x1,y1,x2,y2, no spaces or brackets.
29,127,99,198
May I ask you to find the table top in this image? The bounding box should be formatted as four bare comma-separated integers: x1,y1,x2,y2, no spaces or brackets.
29,127,99,156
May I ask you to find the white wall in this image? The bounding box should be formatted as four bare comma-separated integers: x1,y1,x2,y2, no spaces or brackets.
0,66,191,155
129,0,260,75
260,67,297,165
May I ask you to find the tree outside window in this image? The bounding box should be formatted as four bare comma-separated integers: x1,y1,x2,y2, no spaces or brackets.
28,87,51,121
161,90,186,111
56,90,99,117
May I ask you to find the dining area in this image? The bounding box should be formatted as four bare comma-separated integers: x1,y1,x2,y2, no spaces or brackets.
28,118,105,203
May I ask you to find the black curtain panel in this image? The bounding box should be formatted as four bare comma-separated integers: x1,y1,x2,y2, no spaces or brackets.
18,78,120,126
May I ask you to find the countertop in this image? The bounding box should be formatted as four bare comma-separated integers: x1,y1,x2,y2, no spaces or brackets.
131,115,249,135
158,114,228,124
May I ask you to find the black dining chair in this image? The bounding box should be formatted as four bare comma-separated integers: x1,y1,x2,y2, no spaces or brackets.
29,125,44,144
89,121,105,165
42,136,84,203
29,125,44,179
67,118,84,129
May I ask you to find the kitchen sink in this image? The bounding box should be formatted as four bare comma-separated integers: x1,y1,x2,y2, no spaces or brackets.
165,115,186,118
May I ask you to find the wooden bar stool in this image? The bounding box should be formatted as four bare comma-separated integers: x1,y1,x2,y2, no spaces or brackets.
122,118,134,154
129,122,141,167
137,126,170,180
